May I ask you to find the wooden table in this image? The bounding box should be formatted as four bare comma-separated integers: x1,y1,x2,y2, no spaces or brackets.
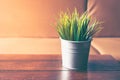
0,54,120,80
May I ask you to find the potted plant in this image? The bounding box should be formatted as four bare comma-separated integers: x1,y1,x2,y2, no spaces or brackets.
55,9,102,71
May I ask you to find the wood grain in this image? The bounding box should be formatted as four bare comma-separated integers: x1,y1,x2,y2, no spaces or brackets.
0,54,120,80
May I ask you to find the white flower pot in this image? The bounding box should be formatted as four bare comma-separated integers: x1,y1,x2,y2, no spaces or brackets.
60,38,92,71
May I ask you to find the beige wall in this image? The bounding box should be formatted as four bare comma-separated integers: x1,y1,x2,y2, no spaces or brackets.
0,0,85,38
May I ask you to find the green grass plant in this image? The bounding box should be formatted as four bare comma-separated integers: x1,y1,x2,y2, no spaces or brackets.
56,9,102,41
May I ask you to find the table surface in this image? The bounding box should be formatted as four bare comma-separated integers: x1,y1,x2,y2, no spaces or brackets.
0,54,120,80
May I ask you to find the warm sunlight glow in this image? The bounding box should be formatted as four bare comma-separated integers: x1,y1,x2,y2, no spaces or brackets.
0,0,84,37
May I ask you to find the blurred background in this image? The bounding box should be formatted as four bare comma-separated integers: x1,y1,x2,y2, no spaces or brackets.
0,0,120,60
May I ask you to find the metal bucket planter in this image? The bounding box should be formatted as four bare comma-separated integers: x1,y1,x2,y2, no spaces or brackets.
60,38,92,71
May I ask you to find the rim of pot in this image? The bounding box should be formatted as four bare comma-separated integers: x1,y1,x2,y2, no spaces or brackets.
60,38,92,43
